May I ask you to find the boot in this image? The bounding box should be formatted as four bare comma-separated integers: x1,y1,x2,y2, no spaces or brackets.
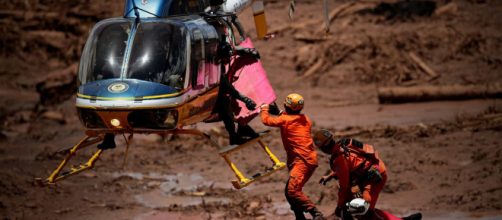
308,207,326,220
237,125,259,139
97,133,116,150
229,135,246,145
293,209,307,220
402,213,422,220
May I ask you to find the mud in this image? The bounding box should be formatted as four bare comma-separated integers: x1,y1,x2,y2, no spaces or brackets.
1,0,502,219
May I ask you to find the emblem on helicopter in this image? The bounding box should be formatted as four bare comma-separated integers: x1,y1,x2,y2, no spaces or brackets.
108,82,129,93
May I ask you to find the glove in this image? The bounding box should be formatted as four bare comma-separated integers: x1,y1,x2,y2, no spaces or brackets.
241,96,256,110
245,48,261,59
367,166,382,184
250,49,260,59
319,175,332,185
268,102,281,115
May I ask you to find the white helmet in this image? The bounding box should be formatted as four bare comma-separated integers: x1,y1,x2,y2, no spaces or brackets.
347,198,370,216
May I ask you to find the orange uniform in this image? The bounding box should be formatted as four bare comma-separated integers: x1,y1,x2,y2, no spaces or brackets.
330,139,387,210
261,106,318,212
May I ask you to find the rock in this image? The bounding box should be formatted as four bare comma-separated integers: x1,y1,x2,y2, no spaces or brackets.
247,201,261,212
82,172,97,179
147,181,162,188
41,111,65,124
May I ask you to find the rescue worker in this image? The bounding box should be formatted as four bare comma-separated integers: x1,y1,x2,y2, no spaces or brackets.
216,38,259,145
212,8,261,145
260,94,325,220
313,129,422,220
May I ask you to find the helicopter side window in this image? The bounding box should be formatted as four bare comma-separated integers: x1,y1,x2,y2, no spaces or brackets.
190,28,206,90
198,25,220,87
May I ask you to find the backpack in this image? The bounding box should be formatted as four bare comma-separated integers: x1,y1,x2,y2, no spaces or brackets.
331,138,382,184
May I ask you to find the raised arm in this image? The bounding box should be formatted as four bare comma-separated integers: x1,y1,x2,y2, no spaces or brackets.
260,105,285,127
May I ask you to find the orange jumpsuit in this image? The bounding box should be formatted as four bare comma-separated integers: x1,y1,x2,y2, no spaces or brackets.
330,140,387,210
261,106,318,212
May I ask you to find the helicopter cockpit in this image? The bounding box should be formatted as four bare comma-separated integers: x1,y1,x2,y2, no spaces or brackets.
78,18,189,91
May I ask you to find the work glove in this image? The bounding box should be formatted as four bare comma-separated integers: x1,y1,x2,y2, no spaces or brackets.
268,102,281,115
319,175,333,185
241,96,256,110
367,166,382,184
244,48,260,59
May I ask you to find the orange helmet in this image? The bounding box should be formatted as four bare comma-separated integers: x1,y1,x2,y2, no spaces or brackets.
284,93,304,112
313,129,334,154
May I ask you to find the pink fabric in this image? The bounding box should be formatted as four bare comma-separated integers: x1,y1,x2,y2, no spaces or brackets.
228,38,276,124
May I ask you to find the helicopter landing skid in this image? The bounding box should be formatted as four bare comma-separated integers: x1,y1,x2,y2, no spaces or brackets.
36,135,105,185
37,129,285,189
218,131,286,189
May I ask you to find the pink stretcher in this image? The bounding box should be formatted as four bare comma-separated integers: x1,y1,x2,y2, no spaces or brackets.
227,38,276,124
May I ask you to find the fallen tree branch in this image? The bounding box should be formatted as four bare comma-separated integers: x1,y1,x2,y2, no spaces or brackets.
270,1,377,35
301,58,325,78
293,34,331,43
408,52,439,80
378,84,502,104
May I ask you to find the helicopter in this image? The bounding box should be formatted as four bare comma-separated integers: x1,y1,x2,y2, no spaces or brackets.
41,0,286,189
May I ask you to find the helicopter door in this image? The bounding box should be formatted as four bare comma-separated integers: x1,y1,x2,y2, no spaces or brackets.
190,28,207,90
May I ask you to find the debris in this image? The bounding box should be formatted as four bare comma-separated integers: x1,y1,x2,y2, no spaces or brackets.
247,201,260,212
408,52,439,80
54,208,72,214
41,111,65,124
326,2,377,26
190,191,207,197
293,34,331,43
82,172,97,179
362,0,437,20
378,84,502,104
435,3,458,16
417,122,428,130
301,58,325,78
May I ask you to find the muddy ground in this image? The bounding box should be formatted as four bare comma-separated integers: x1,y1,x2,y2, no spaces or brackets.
0,0,501,219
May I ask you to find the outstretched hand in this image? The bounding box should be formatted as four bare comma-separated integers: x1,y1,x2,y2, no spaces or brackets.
319,175,333,185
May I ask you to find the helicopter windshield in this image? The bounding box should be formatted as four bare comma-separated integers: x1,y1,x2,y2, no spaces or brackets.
126,22,187,90
79,19,188,91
